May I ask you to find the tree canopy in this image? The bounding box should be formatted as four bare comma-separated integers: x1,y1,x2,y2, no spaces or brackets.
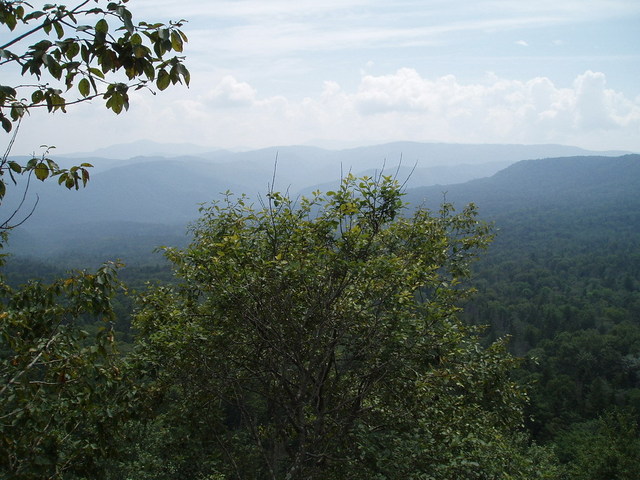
0,262,131,479
0,2,190,478
131,175,550,480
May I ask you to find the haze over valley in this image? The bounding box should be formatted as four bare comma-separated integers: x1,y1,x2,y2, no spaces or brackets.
5,141,634,264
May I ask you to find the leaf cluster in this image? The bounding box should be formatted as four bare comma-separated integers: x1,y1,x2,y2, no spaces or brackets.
0,146,93,231
0,0,190,132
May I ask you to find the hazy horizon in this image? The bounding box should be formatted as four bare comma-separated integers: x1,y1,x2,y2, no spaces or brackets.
4,1,639,157
56,138,637,160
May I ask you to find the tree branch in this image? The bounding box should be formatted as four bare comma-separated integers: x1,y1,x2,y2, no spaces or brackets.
0,1,91,50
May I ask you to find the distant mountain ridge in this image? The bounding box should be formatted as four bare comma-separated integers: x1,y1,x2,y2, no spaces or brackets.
404,154,640,216
60,140,630,162
60,139,224,159
3,143,637,263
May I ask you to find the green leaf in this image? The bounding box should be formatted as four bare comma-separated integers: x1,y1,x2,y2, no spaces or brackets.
133,44,146,58
156,69,170,91
81,43,90,62
8,161,22,174
131,33,142,46
1,115,11,133
47,58,63,79
5,12,17,30
142,60,155,80
120,8,134,34
24,11,45,21
46,158,60,171
106,93,124,114
10,104,25,121
34,163,49,181
31,89,45,104
66,41,79,59
170,31,183,52
95,19,109,34
0,180,6,198
0,85,18,98
81,168,90,186
78,78,90,97
88,68,105,79
178,64,190,86
53,21,64,39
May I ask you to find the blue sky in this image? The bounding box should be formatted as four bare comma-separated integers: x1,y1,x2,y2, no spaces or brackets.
7,0,640,154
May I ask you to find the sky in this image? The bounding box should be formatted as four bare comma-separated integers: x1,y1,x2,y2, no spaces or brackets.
4,0,640,155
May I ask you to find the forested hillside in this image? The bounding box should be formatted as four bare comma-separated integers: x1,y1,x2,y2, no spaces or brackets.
3,0,638,478
2,152,639,478
407,154,640,477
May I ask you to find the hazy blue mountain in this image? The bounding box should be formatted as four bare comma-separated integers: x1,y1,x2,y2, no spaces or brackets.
404,154,640,215
35,141,629,187
298,161,515,197
61,139,224,159
3,143,635,264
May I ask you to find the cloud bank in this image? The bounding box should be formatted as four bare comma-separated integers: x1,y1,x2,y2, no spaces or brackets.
9,69,639,155
170,69,639,151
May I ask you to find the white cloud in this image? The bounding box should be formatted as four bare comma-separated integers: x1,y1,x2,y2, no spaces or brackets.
8,68,639,156
4,1,639,158
156,69,640,152
204,75,257,107
354,68,434,114
573,70,613,129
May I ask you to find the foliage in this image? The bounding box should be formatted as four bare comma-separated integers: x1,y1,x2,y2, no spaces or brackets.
0,3,191,476
132,175,542,480
458,188,640,473
0,261,134,479
0,145,93,232
0,0,189,130
0,0,189,222
555,409,640,480
463,208,640,417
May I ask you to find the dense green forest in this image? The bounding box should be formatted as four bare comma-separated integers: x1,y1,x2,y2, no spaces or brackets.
2,175,554,479
2,154,639,479
461,200,640,477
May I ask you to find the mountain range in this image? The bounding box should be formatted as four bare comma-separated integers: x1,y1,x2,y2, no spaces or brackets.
3,141,637,265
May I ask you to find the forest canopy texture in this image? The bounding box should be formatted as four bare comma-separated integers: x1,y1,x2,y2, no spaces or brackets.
128,175,552,480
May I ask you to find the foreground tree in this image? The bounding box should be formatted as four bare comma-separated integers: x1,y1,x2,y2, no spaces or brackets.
133,175,553,480
0,261,132,479
0,2,189,478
